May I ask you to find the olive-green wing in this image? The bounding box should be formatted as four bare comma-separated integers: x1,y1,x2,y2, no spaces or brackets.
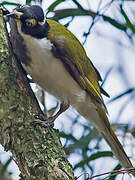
46,19,108,105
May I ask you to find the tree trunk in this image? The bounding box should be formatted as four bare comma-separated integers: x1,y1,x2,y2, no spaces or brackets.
0,9,74,180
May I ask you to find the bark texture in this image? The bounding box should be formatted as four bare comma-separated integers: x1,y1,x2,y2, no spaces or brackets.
0,10,74,180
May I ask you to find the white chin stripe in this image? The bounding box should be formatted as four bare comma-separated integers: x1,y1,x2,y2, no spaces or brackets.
38,18,46,25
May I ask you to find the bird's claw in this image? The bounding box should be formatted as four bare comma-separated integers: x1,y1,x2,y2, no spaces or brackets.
31,101,69,127
32,114,55,127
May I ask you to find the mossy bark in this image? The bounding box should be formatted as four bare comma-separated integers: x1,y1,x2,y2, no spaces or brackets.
0,10,74,180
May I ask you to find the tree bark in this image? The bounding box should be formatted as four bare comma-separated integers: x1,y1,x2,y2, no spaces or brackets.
0,9,74,180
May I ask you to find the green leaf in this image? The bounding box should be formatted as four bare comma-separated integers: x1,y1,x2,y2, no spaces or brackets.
26,0,39,4
73,151,113,170
108,88,135,103
59,132,77,142
108,164,121,180
50,8,92,21
72,0,84,11
69,129,100,150
101,66,113,87
102,15,127,31
120,4,135,33
50,8,127,32
0,1,21,7
60,129,101,155
0,157,13,179
26,0,32,4
47,0,66,14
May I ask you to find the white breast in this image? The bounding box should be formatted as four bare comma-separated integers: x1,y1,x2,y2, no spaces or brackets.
21,34,104,136
19,32,87,106
16,23,102,129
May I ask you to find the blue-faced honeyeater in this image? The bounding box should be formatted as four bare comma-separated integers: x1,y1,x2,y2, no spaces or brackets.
6,5,134,170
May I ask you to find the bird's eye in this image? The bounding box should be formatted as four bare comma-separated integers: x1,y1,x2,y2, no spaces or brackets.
25,18,37,27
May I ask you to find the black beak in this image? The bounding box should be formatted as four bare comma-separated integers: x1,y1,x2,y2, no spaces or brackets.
5,11,23,19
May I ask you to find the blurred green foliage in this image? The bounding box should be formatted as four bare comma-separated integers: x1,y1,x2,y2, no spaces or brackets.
0,158,12,180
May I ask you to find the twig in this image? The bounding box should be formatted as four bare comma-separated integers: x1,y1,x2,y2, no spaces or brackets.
89,168,135,179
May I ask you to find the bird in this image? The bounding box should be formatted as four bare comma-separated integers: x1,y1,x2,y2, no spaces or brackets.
6,5,134,170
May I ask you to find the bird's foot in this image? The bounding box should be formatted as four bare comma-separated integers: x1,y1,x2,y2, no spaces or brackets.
32,101,69,127
33,114,55,127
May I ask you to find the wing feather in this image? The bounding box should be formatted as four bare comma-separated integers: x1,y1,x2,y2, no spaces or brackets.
46,19,108,105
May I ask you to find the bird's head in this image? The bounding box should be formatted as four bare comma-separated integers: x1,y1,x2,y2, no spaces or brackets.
7,5,49,38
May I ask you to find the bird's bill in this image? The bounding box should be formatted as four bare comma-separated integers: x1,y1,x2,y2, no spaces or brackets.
5,10,23,19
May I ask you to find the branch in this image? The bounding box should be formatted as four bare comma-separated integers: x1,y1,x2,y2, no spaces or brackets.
51,8,127,31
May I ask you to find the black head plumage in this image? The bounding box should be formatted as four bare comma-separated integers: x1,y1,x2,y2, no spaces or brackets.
17,5,44,22
10,5,49,39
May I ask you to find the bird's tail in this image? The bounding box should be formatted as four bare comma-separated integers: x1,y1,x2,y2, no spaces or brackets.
95,102,135,174
78,97,135,174
101,127,133,168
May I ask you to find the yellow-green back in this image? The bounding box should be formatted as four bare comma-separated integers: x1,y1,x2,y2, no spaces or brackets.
46,19,102,103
